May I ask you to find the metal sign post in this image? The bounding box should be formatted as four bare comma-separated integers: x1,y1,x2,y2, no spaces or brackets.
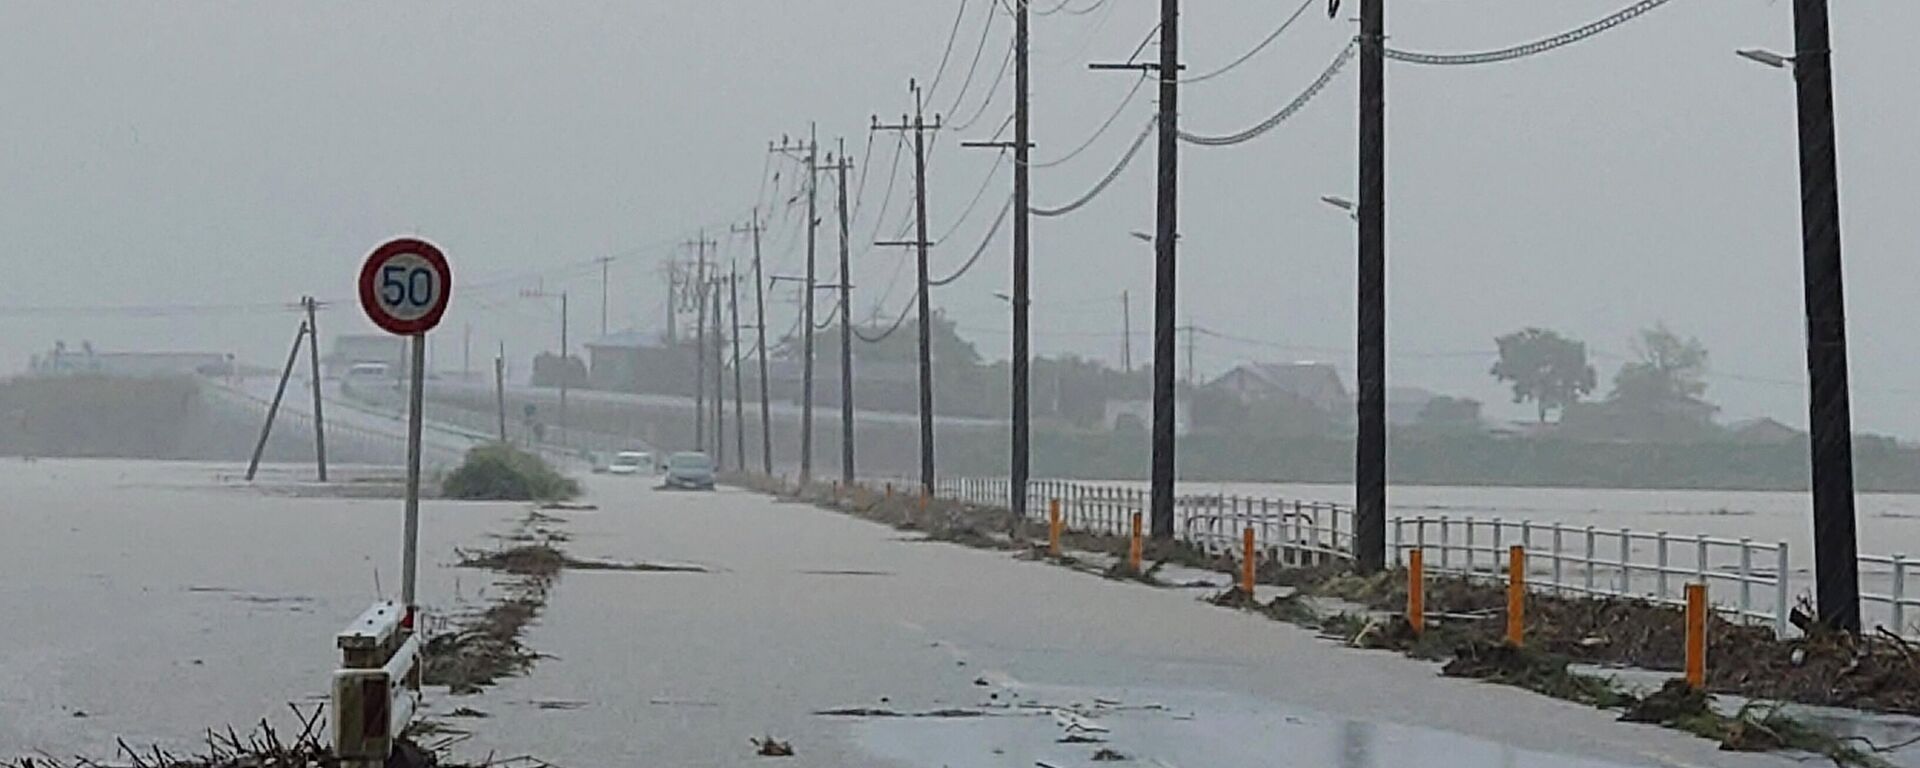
358,238,452,628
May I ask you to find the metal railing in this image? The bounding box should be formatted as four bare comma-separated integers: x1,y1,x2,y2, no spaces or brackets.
1393,516,1791,637
931,477,1357,566
1860,554,1920,637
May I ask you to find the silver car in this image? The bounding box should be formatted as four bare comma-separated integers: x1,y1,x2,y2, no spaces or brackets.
663,451,715,490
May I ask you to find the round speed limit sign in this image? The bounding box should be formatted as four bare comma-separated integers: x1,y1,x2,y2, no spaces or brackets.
358,238,452,335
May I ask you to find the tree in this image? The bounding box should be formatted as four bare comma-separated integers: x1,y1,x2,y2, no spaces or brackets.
1610,323,1709,405
1490,328,1596,423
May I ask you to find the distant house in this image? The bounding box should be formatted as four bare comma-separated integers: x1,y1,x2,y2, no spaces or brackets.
1210,362,1351,415
326,334,407,378
1729,417,1801,445
1557,396,1720,443
1388,385,1437,428
585,331,695,396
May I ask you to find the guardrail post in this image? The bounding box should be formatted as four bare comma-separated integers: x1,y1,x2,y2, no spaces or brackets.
1775,542,1791,638
1491,518,1504,575
1507,546,1526,647
1696,534,1709,586
1619,528,1633,596
1583,526,1596,593
1738,538,1754,624
1242,526,1257,594
1408,548,1425,635
1685,582,1707,690
1551,524,1564,595
1656,531,1670,601
1893,554,1908,636
1464,516,1477,575
1413,516,1426,573
1391,516,1404,568
1439,516,1451,571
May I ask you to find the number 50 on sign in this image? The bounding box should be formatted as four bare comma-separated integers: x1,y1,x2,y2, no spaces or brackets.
359,238,452,336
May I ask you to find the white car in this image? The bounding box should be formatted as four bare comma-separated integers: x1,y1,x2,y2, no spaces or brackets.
608,451,652,476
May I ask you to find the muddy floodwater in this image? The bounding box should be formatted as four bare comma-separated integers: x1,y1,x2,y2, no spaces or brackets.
0,458,1839,767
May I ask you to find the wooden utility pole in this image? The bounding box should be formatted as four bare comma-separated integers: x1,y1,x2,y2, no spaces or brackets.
875,81,942,496
1121,290,1132,373
962,0,1033,524
596,255,614,337
1354,0,1388,573
823,142,858,487
246,321,307,482
772,128,822,484
733,211,774,475
1092,2,1179,539
1789,0,1860,631
303,296,328,482
494,341,508,442
686,234,714,451
712,276,726,468
729,263,747,472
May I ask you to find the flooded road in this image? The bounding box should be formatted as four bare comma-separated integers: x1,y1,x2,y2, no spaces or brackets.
2,459,1807,766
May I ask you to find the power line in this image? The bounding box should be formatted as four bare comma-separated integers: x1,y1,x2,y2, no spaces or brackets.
934,150,1009,243
943,0,1003,117
950,41,1016,132
855,299,915,344
1178,41,1354,147
930,195,1014,287
1024,72,1148,168
924,0,973,100
1384,0,1680,67
1178,0,1317,84
1029,116,1154,217
1027,0,1107,17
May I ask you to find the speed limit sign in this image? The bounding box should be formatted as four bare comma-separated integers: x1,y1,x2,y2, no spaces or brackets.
358,238,452,335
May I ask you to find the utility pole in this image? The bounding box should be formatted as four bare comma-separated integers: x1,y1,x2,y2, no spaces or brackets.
1789,0,1860,631
1092,1,1179,539
664,261,679,345
1181,322,1197,388
1121,290,1132,374
712,276,726,469
1354,0,1389,573
822,142,858,487
876,81,942,496
772,127,822,485
730,263,747,473
518,287,570,445
495,341,508,442
303,296,328,482
961,0,1033,524
596,256,614,337
246,321,307,482
733,211,774,475
686,233,715,451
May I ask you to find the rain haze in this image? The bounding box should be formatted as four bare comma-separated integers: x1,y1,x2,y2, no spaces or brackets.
11,3,1920,767
2,1,1917,434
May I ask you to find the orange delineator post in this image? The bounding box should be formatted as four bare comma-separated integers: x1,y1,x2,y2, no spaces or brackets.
1407,549,1425,634
1506,545,1526,647
1048,499,1063,557
1685,583,1707,690
1241,527,1256,594
1129,512,1144,573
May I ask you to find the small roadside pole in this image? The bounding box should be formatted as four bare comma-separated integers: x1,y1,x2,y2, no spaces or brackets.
1407,549,1425,635
334,237,451,764
1507,545,1526,647
1241,527,1257,595
1048,498,1063,557
1685,583,1708,689
1129,512,1144,574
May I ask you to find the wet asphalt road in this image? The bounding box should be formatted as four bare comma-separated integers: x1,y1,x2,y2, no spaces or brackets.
435,473,1803,768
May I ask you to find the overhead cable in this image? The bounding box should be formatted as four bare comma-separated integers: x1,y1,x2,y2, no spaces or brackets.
1178,41,1353,147
1024,73,1147,169
950,42,1016,132
923,0,972,99
1384,0,1679,66
1029,117,1154,217
1179,0,1317,84
930,196,1013,287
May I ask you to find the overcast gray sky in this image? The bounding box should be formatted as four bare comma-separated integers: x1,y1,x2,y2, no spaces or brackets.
2,1,1916,436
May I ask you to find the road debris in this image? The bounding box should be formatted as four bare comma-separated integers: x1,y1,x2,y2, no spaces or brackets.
751,736,794,757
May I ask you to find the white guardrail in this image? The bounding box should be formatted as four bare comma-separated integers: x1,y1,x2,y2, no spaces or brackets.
331,601,420,766
927,477,1920,640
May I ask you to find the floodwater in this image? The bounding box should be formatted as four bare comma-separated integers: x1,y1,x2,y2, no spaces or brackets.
0,458,1819,767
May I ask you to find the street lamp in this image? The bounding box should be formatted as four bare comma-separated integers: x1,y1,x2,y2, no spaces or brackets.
1321,194,1359,221
1736,48,1794,70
